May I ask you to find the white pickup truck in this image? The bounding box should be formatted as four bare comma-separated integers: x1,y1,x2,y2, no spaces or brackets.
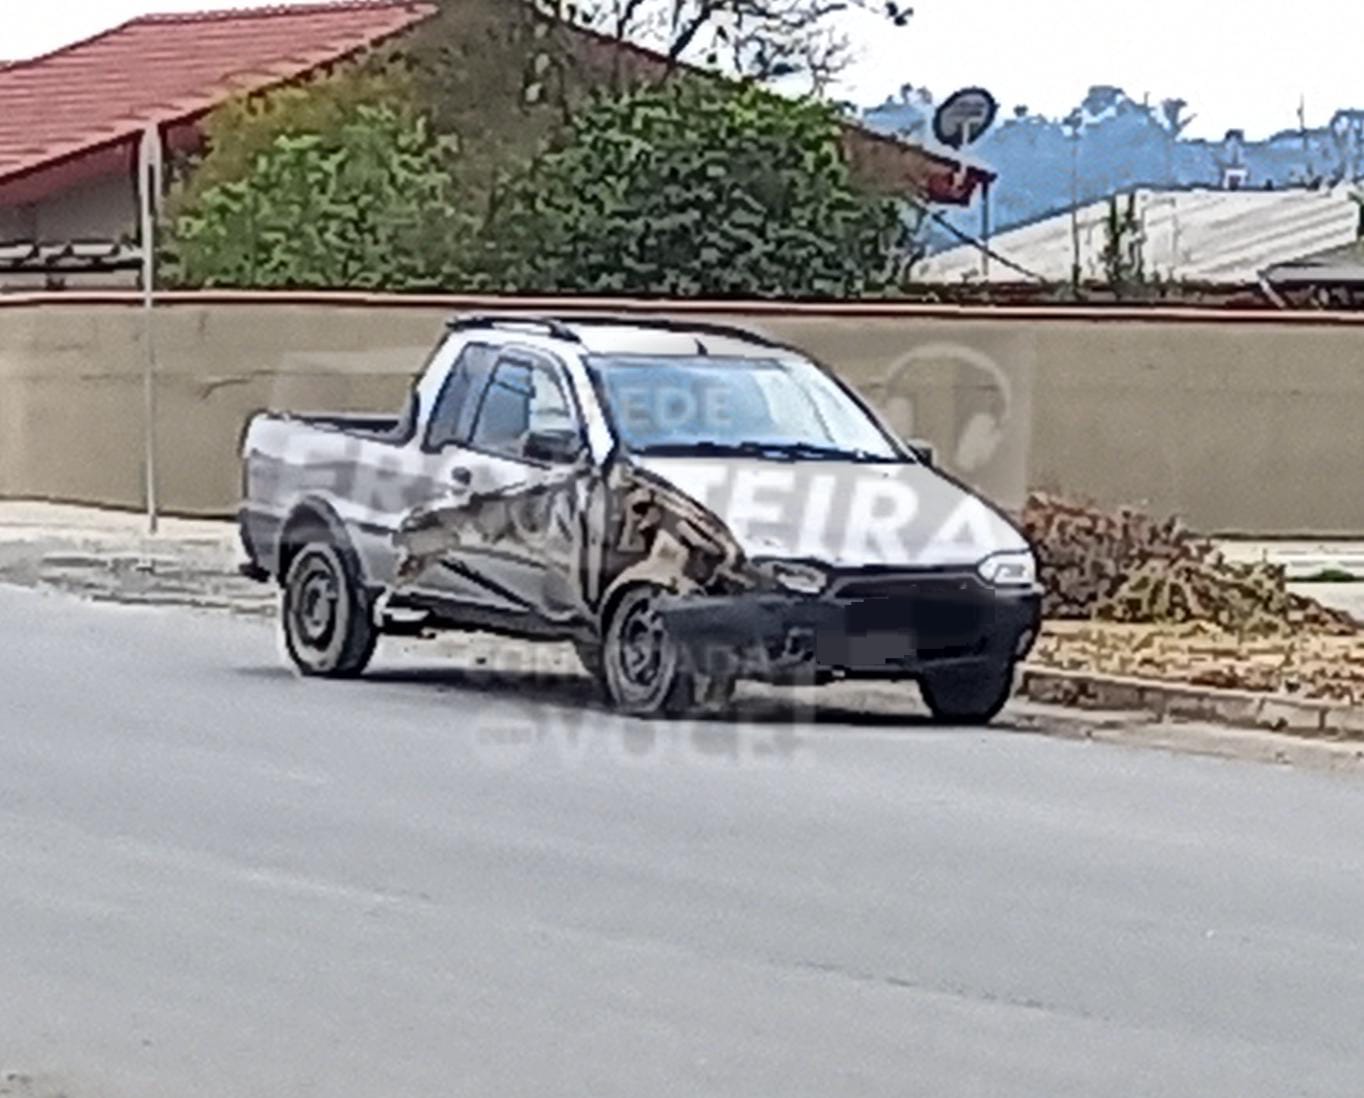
239,314,1041,721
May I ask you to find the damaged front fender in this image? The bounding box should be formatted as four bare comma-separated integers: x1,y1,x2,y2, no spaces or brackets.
391,454,764,628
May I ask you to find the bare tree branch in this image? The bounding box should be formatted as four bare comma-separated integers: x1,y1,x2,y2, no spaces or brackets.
561,0,912,93
613,0,653,38
669,0,725,64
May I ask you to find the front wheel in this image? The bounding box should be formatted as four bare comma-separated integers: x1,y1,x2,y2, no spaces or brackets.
919,661,1015,725
601,586,735,718
282,541,377,678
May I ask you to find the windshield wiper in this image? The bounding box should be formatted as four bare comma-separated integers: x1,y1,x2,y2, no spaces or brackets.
632,440,896,463
632,441,781,459
758,441,899,463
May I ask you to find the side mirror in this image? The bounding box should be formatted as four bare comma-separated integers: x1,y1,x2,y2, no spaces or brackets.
525,428,584,465
907,439,935,467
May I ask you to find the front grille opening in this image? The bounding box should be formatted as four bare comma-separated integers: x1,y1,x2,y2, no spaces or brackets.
830,573,977,601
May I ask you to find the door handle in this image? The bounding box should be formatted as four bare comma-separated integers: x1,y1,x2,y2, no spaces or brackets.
450,466,473,488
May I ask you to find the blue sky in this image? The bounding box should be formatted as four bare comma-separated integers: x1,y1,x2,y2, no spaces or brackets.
5,0,1362,140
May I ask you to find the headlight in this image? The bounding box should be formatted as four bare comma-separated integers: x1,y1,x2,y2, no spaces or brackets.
977,551,1037,588
756,559,830,596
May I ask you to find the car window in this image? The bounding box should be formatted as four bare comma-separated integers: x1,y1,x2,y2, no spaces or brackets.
470,356,577,461
588,354,899,459
425,343,498,451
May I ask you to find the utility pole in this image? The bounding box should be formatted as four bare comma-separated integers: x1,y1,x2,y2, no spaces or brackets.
980,178,992,280
138,125,163,536
1298,94,1312,185
1069,124,1082,290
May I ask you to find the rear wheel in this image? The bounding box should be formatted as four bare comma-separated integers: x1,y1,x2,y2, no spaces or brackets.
282,541,377,678
919,661,1015,725
601,586,735,718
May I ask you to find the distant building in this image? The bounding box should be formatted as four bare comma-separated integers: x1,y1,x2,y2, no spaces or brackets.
867,85,1364,254
0,1,437,289
916,185,1364,285
1217,130,1248,191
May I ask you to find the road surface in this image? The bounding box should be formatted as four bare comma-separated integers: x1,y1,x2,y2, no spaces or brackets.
2,585,1362,1097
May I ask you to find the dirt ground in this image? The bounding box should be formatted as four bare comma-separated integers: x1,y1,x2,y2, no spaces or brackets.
1034,621,1364,705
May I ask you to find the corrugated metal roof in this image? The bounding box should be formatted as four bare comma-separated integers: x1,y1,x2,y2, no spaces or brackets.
920,187,1363,285
0,1,436,187
1263,240,1364,285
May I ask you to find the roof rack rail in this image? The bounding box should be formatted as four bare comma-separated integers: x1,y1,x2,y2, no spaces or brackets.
550,314,788,350
446,313,582,343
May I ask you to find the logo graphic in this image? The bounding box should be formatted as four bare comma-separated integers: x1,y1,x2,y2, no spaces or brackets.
877,342,1015,474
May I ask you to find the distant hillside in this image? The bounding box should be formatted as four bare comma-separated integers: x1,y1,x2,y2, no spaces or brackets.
863,85,1364,252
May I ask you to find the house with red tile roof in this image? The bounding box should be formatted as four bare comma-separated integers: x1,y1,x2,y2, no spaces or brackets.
0,0,991,289
0,1,437,285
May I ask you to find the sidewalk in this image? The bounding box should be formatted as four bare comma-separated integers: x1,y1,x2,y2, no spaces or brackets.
1217,538,1364,626
1218,538,1364,579
0,501,273,615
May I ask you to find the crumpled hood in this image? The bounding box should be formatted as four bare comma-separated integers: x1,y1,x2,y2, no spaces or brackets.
634,457,1029,570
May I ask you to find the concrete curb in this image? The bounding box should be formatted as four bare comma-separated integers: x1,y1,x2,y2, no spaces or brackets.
1018,665,1364,738
1216,540,1364,580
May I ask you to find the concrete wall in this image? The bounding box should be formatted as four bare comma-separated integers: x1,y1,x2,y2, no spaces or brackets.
2,294,1363,534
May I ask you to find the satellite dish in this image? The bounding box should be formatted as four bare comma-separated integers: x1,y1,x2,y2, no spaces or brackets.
933,87,999,150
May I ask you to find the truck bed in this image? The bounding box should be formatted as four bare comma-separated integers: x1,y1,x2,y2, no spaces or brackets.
252,409,411,444
238,399,430,585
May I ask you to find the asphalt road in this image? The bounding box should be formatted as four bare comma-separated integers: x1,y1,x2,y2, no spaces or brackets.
2,586,1363,1098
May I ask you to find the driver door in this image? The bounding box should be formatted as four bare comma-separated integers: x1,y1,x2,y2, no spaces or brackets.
403,347,590,625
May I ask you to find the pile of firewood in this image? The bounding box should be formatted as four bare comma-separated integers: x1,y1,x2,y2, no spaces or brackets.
1021,494,1357,636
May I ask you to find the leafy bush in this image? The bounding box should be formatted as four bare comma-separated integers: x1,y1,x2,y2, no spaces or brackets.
165,85,469,290
165,58,908,297
474,78,911,298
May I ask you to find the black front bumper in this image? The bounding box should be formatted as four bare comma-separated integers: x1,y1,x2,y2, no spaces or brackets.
659,574,1042,682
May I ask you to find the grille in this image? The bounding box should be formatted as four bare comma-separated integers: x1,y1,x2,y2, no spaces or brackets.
827,571,979,602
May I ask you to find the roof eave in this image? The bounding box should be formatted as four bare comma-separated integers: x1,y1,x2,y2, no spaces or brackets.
0,0,439,198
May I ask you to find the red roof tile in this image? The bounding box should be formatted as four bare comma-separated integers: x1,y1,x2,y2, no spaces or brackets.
0,1,437,186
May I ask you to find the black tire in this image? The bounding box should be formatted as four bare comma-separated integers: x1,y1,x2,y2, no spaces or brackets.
919,661,1015,725
281,541,378,678
601,585,735,719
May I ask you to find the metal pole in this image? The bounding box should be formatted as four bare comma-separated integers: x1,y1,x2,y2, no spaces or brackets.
980,178,991,280
138,125,162,536
1070,130,1081,289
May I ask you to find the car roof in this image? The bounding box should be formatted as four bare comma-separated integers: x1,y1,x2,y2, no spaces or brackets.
445,313,791,360
572,325,776,358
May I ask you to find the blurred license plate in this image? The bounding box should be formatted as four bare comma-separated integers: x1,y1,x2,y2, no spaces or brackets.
844,598,908,632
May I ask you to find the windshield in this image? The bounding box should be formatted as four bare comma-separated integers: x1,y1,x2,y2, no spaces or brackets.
587,354,903,461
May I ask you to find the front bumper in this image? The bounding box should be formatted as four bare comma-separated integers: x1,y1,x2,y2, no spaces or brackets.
658,574,1042,682
238,506,283,582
